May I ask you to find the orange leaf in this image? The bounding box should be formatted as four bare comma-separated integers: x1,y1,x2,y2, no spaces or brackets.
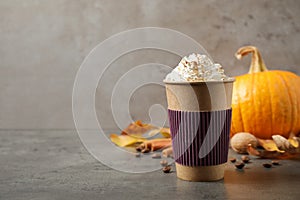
121,120,155,136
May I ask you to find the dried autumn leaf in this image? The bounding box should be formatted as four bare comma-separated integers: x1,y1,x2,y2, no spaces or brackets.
287,133,300,148
110,133,145,147
247,144,285,159
121,120,155,136
289,137,299,148
258,139,285,153
147,127,171,138
247,134,300,159
147,128,162,137
111,120,171,148
160,127,171,138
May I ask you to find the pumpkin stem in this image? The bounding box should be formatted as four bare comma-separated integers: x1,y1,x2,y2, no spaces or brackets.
235,46,268,73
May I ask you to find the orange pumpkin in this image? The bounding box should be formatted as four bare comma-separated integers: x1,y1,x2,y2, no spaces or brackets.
231,46,300,139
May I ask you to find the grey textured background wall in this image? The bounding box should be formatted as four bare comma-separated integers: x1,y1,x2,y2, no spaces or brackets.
1,0,299,130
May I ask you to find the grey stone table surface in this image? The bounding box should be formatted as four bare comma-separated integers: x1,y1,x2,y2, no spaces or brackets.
1,130,300,200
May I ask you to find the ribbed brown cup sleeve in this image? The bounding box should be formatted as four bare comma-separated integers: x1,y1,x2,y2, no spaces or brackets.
168,109,232,166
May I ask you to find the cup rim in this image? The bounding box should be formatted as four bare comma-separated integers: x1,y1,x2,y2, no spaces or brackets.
163,78,235,85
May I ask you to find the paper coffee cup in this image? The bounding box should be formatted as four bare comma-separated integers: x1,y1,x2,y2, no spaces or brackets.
164,80,234,181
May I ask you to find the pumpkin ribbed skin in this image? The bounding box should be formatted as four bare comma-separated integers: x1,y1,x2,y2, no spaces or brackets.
230,46,300,139
231,70,300,139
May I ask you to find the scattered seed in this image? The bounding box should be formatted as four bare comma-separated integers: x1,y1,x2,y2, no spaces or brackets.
160,160,168,166
241,155,250,163
235,162,245,169
135,153,141,158
272,160,280,165
229,157,236,163
141,148,150,153
263,163,272,168
151,153,161,159
162,165,172,173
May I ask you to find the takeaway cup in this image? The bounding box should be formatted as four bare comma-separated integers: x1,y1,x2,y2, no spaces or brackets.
164,80,234,181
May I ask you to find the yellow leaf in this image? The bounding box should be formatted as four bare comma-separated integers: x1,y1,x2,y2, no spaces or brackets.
147,128,162,137
258,139,285,153
110,133,145,147
160,127,171,138
147,127,171,138
289,138,299,148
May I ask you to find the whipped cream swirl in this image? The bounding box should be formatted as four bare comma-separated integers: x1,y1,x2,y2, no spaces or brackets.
165,53,231,82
